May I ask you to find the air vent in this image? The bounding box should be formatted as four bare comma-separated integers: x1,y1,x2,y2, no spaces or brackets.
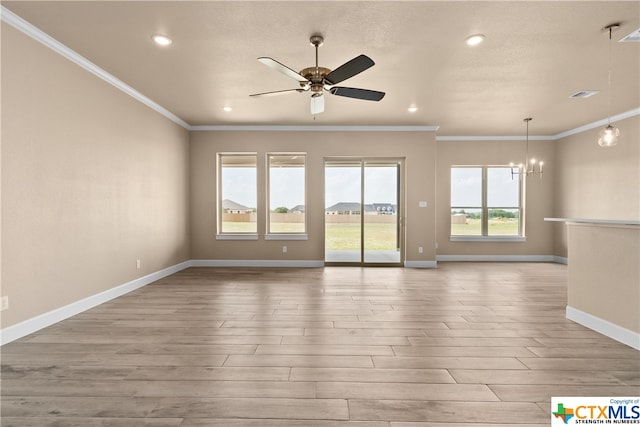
570,90,599,99
619,28,640,43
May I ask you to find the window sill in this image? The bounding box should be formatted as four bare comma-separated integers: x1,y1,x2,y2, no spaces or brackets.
265,234,308,241
216,234,259,241
450,235,526,242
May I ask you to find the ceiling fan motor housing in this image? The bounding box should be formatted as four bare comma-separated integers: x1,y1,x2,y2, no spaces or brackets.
299,66,331,92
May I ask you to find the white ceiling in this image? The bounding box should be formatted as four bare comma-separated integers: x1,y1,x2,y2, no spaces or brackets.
3,1,640,135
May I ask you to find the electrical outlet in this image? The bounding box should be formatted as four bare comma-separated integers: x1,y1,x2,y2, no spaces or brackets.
282,246,288,253
418,246,424,254
136,259,141,269
1,296,9,311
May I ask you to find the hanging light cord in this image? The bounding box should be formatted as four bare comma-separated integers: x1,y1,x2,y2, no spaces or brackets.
607,26,613,126
525,118,529,170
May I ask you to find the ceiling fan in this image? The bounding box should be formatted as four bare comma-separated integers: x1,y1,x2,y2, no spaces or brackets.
250,35,385,114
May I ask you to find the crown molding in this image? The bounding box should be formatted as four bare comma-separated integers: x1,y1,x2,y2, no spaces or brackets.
437,108,639,142
190,125,440,132
1,6,191,130
436,135,555,142
552,108,640,140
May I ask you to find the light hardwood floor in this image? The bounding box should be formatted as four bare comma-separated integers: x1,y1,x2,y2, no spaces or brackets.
2,263,639,426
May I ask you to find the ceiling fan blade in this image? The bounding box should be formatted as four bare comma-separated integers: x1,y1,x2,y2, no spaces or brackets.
250,88,305,97
310,94,325,114
329,86,385,101
324,54,375,85
258,57,309,83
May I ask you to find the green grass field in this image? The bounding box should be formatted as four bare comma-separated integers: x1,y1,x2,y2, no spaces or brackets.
451,218,519,235
222,222,397,250
269,223,305,233
222,218,518,249
325,223,397,250
221,222,304,233
220,222,258,233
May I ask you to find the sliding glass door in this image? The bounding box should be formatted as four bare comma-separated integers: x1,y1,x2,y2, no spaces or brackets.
325,159,403,266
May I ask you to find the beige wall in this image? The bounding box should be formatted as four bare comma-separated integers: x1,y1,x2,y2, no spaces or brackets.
567,224,639,334
189,131,436,263
435,139,556,256
1,24,190,328
553,115,640,257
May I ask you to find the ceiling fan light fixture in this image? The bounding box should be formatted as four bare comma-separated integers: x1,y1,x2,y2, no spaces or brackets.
310,93,325,115
151,34,172,46
465,34,485,46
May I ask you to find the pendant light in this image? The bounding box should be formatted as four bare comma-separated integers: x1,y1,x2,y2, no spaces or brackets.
598,23,620,147
510,118,543,180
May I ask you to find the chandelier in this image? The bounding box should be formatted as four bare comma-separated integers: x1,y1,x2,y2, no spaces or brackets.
510,117,543,180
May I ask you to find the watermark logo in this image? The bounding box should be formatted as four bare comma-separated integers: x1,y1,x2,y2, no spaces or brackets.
553,402,575,424
551,397,640,426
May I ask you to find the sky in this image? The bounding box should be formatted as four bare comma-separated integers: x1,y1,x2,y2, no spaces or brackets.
221,168,257,208
325,165,398,208
222,165,399,209
451,167,519,208
222,165,517,210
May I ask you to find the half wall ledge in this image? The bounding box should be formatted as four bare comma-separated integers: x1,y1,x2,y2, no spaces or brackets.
545,217,640,349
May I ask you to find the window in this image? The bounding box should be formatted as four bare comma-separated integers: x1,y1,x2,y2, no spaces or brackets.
218,153,257,235
451,166,522,238
267,154,306,236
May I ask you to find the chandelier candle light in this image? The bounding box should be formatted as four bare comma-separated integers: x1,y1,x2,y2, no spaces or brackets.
510,117,543,180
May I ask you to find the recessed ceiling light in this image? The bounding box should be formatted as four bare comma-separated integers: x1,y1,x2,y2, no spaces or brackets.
408,106,418,113
223,106,233,112
152,34,172,46
465,34,485,46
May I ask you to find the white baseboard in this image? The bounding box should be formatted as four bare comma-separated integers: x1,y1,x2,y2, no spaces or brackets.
566,306,640,350
554,256,568,265
404,260,437,268
0,260,191,346
190,259,325,268
436,254,556,262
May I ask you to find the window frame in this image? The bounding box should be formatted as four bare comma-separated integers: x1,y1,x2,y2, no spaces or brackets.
216,152,259,240
450,165,525,242
265,152,308,240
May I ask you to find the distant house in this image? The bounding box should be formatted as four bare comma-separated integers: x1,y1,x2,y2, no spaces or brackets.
326,202,383,215
326,202,361,215
451,213,467,224
372,203,396,215
289,205,305,214
326,202,397,215
222,199,253,214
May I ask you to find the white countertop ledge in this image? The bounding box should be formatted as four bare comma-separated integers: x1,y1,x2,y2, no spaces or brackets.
544,217,640,226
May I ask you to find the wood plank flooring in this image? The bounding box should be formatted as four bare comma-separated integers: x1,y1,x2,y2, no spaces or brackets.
2,262,639,426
